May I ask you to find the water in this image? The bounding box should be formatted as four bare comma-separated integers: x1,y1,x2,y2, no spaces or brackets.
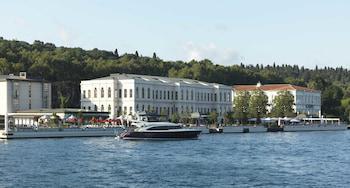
1,131,350,188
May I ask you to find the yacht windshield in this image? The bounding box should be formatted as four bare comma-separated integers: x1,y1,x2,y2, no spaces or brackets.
148,126,182,130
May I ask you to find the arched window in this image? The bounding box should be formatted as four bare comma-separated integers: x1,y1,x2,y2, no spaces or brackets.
94,88,97,98
101,88,104,98
108,87,111,98
101,105,104,111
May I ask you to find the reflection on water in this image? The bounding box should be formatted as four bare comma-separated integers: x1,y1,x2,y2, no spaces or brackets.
0,131,350,187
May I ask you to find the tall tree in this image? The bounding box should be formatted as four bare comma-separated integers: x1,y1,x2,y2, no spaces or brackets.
135,50,139,57
271,90,295,117
233,91,250,124
152,52,157,59
114,48,119,57
248,90,268,123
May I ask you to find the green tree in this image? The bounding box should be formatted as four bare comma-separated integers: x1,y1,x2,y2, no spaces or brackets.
248,90,268,124
323,85,344,117
271,91,295,117
170,113,179,123
209,111,218,125
0,58,11,74
233,91,250,124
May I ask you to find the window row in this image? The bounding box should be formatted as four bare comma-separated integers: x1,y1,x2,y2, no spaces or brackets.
134,87,231,102
83,87,112,99
82,104,112,112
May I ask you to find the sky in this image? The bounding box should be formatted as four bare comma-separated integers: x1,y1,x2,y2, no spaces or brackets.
1,0,350,68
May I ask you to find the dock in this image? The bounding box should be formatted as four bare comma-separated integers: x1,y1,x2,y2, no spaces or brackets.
0,127,123,139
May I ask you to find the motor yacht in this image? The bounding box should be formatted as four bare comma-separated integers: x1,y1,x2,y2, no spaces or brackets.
118,121,201,140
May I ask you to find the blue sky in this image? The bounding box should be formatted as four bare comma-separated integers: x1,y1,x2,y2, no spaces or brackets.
1,0,350,68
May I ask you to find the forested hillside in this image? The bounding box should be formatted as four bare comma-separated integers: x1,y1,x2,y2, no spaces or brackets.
0,38,349,120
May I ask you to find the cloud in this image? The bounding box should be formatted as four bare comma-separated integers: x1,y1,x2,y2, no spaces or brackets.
183,42,243,65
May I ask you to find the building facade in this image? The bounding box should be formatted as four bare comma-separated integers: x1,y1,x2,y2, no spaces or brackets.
0,73,52,115
80,74,232,119
233,83,321,116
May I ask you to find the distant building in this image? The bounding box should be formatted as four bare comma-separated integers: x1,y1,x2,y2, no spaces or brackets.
80,74,232,119
0,72,51,115
233,83,321,116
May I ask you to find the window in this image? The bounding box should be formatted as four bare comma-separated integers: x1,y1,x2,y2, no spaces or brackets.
191,90,193,100
220,93,222,102
83,106,86,110
101,105,104,111
124,106,127,115
168,91,170,100
130,89,133,98
108,105,111,112
29,84,32,98
136,104,139,111
214,93,217,101
156,90,158,99
119,89,122,98
160,90,162,100
152,90,155,99
94,105,97,111
83,90,86,98
101,88,104,98
171,91,174,100
142,87,145,98
29,99,31,109
163,91,166,100
88,90,91,98
136,87,139,98
129,107,133,115
175,91,178,100
147,88,150,99
108,87,111,98
186,90,189,100
142,105,145,111
207,93,210,101
88,106,91,110
94,88,97,98
181,90,183,100
124,89,127,98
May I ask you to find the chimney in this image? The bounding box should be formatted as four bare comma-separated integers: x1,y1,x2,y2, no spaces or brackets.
19,72,27,79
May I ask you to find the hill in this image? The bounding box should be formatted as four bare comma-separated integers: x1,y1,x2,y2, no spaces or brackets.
0,37,349,120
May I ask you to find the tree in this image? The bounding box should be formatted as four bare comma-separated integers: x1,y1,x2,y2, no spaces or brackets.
58,91,70,108
323,85,344,117
271,90,295,117
135,51,139,57
248,90,268,124
0,58,11,74
209,111,218,125
114,48,119,57
233,91,250,124
170,113,179,123
223,112,234,125
153,52,157,59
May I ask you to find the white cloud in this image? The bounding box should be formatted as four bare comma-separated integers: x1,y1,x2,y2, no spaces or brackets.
183,42,243,65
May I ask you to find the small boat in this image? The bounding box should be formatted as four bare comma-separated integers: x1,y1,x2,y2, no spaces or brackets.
118,122,201,140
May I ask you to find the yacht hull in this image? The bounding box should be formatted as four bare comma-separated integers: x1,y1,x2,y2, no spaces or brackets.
119,130,201,140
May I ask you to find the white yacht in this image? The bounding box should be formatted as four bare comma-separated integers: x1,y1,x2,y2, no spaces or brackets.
118,121,201,140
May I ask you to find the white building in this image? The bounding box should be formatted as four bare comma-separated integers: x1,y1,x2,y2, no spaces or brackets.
233,83,321,116
80,74,232,119
0,73,52,115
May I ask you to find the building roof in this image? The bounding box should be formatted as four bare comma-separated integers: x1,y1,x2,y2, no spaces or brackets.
0,75,48,82
233,84,320,93
82,73,230,88
14,108,109,114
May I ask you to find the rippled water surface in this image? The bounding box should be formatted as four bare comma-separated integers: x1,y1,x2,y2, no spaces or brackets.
1,131,350,187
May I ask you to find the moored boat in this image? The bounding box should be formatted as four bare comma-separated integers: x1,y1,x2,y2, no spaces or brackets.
118,122,201,140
